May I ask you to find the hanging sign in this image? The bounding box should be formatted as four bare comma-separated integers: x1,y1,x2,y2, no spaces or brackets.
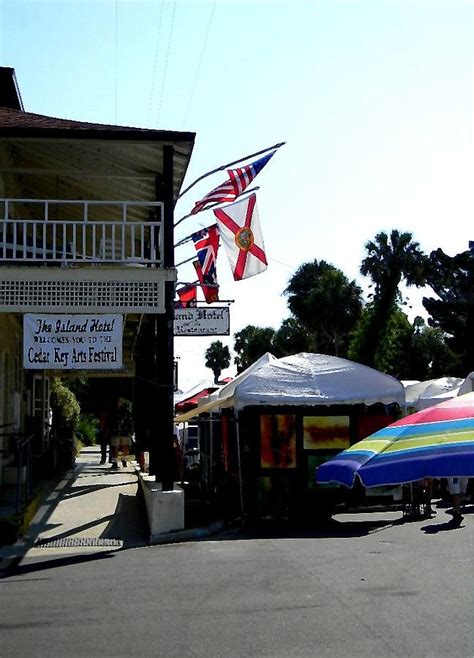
174,307,230,336
23,314,123,370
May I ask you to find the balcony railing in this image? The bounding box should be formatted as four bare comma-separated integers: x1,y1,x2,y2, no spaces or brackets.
0,199,164,266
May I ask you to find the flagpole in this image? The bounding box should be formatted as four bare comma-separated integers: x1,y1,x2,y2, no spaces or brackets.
174,186,260,229
176,280,219,290
176,142,285,201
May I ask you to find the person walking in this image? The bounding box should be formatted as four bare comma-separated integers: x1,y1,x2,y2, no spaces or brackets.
446,477,468,525
108,398,134,470
97,410,111,465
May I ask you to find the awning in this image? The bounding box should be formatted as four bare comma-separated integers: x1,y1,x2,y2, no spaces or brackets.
175,388,217,413
175,397,222,423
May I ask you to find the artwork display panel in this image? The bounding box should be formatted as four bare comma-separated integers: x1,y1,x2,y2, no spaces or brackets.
303,415,350,450
260,414,296,469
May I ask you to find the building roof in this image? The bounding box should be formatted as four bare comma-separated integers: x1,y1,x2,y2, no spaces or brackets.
0,67,24,111
0,104,193,141
0,105,196,207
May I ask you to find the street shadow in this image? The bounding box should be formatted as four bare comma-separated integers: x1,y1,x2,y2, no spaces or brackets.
421,519,465,533
0,550,116,580
0,493,149,580
33,513,116,544
101,492,149,548
420,521,464,535
217,516,402,541
63,480,137,501
27,493,148,548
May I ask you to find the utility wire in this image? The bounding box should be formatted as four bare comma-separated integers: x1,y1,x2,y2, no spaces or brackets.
147,0,166,128
156,0,177,127
181,0,217,128
114,0,119,124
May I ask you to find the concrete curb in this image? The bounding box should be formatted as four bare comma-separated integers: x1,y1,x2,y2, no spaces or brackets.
149,520,228,545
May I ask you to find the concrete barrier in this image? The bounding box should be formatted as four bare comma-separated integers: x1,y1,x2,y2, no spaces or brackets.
136,469,185,542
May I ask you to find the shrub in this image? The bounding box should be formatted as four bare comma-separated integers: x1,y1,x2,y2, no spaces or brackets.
50,378,80,432
76,414,99,446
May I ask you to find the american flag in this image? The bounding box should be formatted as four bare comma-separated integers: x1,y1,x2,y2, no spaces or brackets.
191,150,276,216
191,224,219,285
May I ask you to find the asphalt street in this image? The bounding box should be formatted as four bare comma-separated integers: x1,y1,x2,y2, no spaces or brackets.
0,450,472,657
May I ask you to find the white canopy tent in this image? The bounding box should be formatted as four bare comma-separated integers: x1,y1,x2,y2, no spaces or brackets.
404,376,464,411
174,352,277,423
175,352,405,421
230,353,405,410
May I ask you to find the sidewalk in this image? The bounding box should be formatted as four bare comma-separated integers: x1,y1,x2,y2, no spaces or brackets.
0,445,231,572
0,445,148,570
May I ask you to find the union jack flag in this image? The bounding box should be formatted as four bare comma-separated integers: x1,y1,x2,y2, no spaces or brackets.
191,150,277,216
191,224,219,285
194,260,219,303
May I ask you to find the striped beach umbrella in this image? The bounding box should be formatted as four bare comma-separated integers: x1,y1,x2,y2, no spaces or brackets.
316,392,474,488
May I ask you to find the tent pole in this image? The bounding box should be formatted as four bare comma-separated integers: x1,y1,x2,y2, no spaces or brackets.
209,414,214,494
235,415,244,518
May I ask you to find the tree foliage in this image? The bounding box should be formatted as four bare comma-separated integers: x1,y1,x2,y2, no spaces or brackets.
205,340,231,383
284,260,363,356
233,326,275,373
423,248,474,374
354,230,428,367
409,317,460,379
348,306,413,376
272,317,311,357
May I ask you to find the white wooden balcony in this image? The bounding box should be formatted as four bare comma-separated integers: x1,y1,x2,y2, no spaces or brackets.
0,198,176,314
0,198,163,265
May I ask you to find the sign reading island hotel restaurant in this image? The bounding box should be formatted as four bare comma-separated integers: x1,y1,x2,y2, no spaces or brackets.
23,314,123,370
174,307,230,336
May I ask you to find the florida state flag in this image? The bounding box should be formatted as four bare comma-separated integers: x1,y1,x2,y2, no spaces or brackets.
213,193,267,281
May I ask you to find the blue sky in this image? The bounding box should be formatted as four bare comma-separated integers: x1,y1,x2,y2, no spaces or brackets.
1,0,473,390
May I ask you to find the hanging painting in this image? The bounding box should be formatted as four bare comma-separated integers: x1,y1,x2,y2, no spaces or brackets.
260,414,296,469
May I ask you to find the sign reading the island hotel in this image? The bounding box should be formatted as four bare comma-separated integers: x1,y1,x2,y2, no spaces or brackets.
174,307,230,336
23,314,123,370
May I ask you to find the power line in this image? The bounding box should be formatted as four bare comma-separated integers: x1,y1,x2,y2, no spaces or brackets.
181,0,217,128
114,0,119,124
156,0,177,127
268,257,298,271
147,0,166,128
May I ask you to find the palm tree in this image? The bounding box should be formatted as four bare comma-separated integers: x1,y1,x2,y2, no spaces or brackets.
356,229,428,367
205,340,231,383
284,260,363,356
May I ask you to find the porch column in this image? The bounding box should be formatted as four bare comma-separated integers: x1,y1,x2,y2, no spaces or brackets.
150,145,176,490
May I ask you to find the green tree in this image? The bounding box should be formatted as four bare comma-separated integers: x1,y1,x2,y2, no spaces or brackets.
284,260,363,356
205,340,231,383
233,325,275,373
272,317,311,357
423,248,474,374
348,306,413,376
354,230,428,367
408,317,459,379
